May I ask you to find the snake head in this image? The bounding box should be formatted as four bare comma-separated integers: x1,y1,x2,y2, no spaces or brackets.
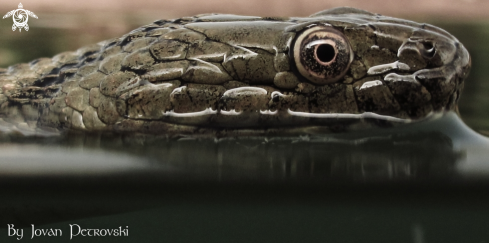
288,7,471,120
105,7,471,130
11,7,470,134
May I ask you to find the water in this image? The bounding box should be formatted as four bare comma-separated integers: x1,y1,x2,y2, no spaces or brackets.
1,17,489,243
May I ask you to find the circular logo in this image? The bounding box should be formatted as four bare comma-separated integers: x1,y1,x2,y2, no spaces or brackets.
13,9,28,27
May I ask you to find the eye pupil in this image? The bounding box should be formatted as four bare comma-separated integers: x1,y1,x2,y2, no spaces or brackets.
316,44,336,63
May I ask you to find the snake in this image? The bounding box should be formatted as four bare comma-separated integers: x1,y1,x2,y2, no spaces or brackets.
0,7,471,136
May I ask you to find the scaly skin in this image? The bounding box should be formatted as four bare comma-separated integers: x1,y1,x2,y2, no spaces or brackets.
0,7,471,136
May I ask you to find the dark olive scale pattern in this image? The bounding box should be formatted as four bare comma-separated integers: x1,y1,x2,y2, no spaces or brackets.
0,7,471,136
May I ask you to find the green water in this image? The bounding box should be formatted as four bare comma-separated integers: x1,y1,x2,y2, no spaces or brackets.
1,17,489,243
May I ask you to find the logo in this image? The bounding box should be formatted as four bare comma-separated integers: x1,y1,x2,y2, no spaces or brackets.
2,3,38,32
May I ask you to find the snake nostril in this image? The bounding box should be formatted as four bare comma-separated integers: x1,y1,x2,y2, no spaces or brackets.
422,42,433,50
421,42,436,58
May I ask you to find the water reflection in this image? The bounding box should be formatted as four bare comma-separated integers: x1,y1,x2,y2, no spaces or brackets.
2,112,485,183
0,113,475,229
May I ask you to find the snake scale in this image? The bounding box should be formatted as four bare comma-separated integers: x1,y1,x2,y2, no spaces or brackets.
0,7,471,136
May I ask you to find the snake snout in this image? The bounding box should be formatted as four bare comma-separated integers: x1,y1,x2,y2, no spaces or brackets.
397,38,446,73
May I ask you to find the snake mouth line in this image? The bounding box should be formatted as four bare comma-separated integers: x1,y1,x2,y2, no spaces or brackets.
132,106,426,124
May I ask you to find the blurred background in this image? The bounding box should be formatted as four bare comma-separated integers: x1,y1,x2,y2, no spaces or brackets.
0,0,488,65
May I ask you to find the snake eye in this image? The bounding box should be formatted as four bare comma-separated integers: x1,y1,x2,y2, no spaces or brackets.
293,26,353,84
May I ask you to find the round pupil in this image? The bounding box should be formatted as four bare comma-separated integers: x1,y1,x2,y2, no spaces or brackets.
316,44,336,63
